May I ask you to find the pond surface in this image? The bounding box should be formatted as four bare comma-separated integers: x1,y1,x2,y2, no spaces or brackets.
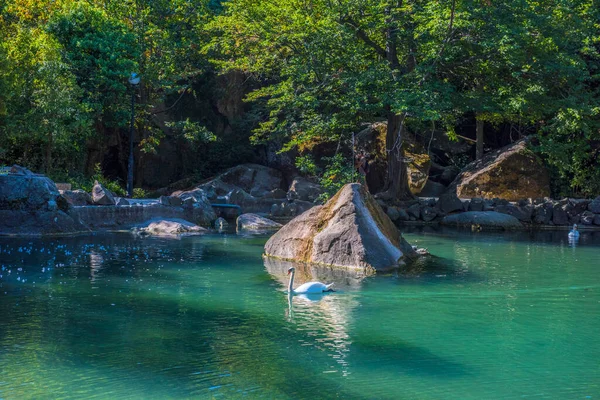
0,228,599,399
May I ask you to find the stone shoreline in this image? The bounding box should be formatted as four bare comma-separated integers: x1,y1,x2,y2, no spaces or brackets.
382,192,600,230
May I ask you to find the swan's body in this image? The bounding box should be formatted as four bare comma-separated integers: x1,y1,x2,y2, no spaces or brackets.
568,224,580,239
287,267,334,294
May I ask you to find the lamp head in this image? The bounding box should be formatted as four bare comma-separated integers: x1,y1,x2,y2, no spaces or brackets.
128,72,140,86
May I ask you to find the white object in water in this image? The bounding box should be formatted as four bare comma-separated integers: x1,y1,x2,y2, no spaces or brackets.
287,267,334,294
568,224,580,239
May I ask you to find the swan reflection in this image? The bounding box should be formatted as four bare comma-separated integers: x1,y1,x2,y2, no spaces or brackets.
265,258,366,375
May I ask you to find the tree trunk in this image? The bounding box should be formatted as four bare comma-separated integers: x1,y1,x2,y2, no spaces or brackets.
45,132,52,173
476,115,484,160
382,111,412,200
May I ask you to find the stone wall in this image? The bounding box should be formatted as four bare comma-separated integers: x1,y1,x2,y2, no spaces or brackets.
384,194,600,229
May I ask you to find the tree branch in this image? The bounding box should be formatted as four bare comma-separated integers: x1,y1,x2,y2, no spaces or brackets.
151,86,189,115
340,17,387,58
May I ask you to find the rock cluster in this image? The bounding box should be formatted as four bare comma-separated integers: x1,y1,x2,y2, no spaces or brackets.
0,166,88,235
384,193,600,228
172,164,323,218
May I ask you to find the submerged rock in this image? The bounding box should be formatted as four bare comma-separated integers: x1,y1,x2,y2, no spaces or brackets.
135,218,207,236
264,183,416,272
442,211,522,230
236,213,282,231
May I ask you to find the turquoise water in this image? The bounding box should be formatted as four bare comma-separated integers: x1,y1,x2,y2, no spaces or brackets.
0,228,599,399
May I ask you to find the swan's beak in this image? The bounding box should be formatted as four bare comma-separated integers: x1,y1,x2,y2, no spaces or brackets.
287,270,291,275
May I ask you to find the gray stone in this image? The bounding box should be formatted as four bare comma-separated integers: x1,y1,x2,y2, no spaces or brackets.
438,191,463,214
0,173,60,210
116,198,130,206
533,203,553,224
552,203,569,225
9,165,34,175
580,211,595,225
60,189,93,206
588,196,600,214
215,217,229,230
265,188,287,199
495,203,533,222
567,199,590,218
47,200,58,211
469,198,484,212
92,181,116,206
264,184,416,272
182,197,195,208
237,213,282,231
406,203,421,219
397,209,410,221
420,206,437,222
135,218,207,236
441,211,522,230
168,196,182,206
594,214,600,226
483,199,495,211
418,180,446,197
271,203,283,217
287,176,323,202
159,196,170,206
387,206,400,222
569,214,581,225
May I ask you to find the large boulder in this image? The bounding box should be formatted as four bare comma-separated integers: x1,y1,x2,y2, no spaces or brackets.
448,139,550,201
92,181,116,205
287,176,323,202
60,189,93,206
441,211,523,230
0,171,60,210
135,218,207,236
219,164,283,198
0,168,88,235
236,213,282,231
264,183,416,272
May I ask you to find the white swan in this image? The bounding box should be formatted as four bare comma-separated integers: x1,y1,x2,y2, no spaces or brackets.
568,224,580,239
287,267,334,294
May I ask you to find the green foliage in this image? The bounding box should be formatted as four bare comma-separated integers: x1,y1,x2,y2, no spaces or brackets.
295,154,318,177
132,188,148,199
165,118,216,143
318,153,355,202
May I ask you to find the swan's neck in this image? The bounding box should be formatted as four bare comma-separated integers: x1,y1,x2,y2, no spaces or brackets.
288,270,295,293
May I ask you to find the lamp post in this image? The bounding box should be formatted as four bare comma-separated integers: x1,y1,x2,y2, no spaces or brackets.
127,72,140,198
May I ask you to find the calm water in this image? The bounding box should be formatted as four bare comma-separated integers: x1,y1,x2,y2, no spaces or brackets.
0,228,599,399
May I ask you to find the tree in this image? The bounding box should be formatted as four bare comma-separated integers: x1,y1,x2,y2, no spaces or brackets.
210,0,465,200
